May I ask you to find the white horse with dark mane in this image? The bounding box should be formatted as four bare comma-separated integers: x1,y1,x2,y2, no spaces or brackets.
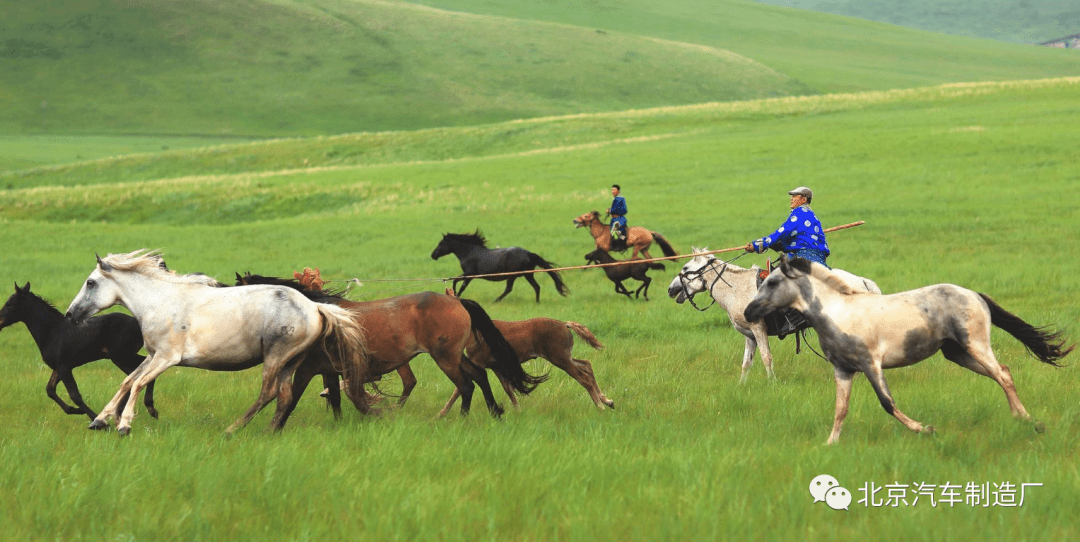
667,248,880,382
65,250,372,435
744,256,1073,444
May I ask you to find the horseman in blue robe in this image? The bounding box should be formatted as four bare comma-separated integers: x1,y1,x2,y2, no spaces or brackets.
745,186,829,338
607,184,628,247
746,186,831,268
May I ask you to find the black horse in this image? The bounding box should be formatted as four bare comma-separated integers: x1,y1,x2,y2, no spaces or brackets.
0,282,157,421
431,230,570,302
584,248,666,300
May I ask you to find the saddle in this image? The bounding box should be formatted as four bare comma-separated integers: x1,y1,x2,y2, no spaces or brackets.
754,259,810,340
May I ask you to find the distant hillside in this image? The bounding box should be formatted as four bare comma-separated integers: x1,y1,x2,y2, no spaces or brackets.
747,0,1080,45
0,0,799,137
409,0,1080,94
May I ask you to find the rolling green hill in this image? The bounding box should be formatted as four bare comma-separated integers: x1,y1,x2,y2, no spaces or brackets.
1,0,798,138
3,0,1078,147
408,0,1080,93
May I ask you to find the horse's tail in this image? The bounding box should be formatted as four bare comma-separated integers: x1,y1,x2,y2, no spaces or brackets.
316,304,376,412
566,321,604,350
459,299,548,394
529,253,571,297
650,232,678,257
979,293,1074,366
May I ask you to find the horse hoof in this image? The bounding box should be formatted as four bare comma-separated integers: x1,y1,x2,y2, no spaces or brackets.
921,425,936,435
148,409,159,420
117,426,130,437
1033,421,1046,434
607,401,616,410
88,419,108,431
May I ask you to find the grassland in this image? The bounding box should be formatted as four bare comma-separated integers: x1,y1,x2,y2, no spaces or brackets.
0,78,1077,541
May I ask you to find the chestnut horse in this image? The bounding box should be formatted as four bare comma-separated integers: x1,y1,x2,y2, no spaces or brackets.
235,274,546,420
573,210,677,259
437,317,615,415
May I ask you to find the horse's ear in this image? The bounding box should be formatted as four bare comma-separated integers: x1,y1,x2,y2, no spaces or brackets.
96,253,111,272
235,272,243,283
21,282,30,292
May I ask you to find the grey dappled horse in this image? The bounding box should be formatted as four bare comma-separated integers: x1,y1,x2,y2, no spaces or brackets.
744,256,1073,444
668,248,880,382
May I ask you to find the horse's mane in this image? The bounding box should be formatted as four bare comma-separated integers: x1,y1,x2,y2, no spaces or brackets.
787,258,864,296
236,273,348,304
17,288,63,317
99,249,223,287
443,230,487,247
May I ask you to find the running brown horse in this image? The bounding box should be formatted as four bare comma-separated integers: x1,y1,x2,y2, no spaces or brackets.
235,273,546,421
573,211,677,259
438,317,615,415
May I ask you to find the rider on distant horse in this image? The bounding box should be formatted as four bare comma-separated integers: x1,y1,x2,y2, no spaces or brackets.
745,186,830,268
744,186,829,337
607,184,628,250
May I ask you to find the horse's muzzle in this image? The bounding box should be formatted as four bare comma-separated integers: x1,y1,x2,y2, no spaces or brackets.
743,300,768,322
667,282,688,304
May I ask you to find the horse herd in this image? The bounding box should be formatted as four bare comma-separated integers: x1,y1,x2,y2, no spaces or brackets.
1,217,1074,443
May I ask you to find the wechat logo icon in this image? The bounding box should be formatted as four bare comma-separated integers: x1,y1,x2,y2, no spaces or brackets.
809,474,851,511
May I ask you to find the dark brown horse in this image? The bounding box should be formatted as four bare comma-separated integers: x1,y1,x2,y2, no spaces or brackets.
584,248,666,300
235,274,546,421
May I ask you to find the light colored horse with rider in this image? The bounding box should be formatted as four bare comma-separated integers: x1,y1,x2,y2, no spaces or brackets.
65,250,372,436
668,248,880,382
744,256,1073,444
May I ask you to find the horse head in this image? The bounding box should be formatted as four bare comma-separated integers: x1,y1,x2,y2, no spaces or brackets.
431,234,452,260
667,249,716,304
0,282,31,329
66,258,122,325
583,249,603,264
573,211,601,229
743,256,813,322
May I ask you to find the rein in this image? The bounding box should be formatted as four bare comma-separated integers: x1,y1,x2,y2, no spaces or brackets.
677,252,748,312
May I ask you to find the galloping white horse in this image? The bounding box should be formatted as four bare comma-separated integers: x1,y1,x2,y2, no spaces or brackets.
744,256,1073,444
667,248,880,382
65,250,371,435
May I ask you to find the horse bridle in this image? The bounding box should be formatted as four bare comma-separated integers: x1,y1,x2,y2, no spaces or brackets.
676,258,728,312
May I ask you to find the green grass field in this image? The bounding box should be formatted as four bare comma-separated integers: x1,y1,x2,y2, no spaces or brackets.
0,78,1078,540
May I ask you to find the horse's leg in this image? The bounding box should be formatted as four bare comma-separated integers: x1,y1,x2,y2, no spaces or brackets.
614,281,631,299
863,363,933,436
397,365,417,407
58,372,99,420
573,358,614,409
455,278,473,297
496,374,519,407
142,379,158,419
524,274,542,303
321,373,342,419
545,349,609,410
115,355,180,436
462,358,503,418
827,368,856,445
438,387,462,417
45,370,87,416
116,352,158,419
226,356,293,434
431,351,476,418
752,325,775,379
637,276,651,300
90,355,152,430
942,340,1030,419
494,276,518,302
269,355,318,431
739,334,756,384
